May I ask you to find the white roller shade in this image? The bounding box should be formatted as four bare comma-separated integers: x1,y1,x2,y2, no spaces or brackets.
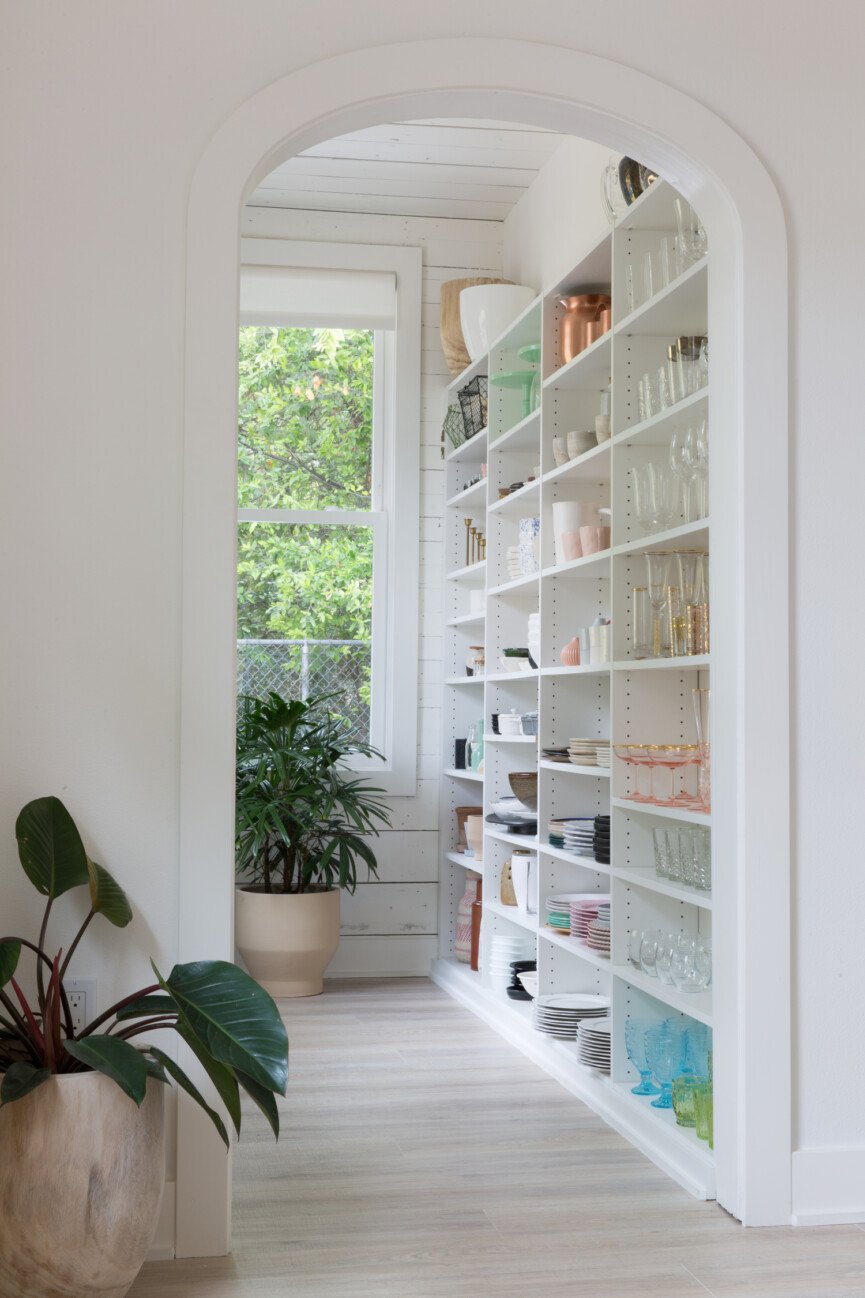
239,264,396,329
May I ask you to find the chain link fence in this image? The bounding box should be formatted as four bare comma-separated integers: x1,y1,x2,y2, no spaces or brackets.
237,638,371,743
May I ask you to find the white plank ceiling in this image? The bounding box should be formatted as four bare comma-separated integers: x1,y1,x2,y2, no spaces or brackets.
248,119,564,222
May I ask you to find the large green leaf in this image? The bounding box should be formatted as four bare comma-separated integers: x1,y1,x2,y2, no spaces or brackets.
176,1020,242,1137
87,860,133,927
64,1035,147,1105
16,797,89,899
145,1047,229,1149
0,1062,52,1105
115,994,177,1022
161,960,287,1096
0,940,21,988
236,1068,280,1140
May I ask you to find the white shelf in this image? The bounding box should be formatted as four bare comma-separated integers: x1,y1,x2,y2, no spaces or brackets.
613,520,709,557
488,571,539,596
613,655,710,672
612,388,709,449
484,899,538,933
540,759,610,778
540,664,611,677
445,851,482,871
446,478,487,508
612,963,713,1027
485,827,538,849
490,408,541,453
612,797,711,826
446,353,487,395
446,610,485,628
487,478,541,515
615,258,708,338
541,551,611,581
485,670,538,684
540,927,612,969
539,842,609,873
445,559,486,583
611,865,712,910
486,734,537,744
445,427,488,463
443,767,484,782
542,442,610,485
487,293,542,352
543,329,611,391
444,675,485,686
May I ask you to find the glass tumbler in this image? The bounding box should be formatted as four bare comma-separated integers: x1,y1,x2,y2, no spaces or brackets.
632,585,652,658
639,932,659,977
692,687,711,811
664,827,684,882
653,826,670,878
676,336,707,399
672,1074,700,1127
694,1080,714,1146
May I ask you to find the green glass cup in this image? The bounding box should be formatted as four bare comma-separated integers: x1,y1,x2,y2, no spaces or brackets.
694,1080,714,1147
672,1074,699,1127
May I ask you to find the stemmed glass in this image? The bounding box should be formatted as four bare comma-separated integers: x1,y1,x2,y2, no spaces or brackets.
632,464,677,535
692,687,711,811
674,197,708,267
645,1024,687,1109
645,551,672,657
685,418,709,518
669,428,698,523
625,1018,661,1095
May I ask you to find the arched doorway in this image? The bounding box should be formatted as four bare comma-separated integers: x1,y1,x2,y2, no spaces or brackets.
176,37,789,1253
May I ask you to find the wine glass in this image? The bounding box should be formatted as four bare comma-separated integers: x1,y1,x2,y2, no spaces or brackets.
670,427,698,523
625,1018,661,1095
631,463,676,535
645,1024,687,1109
645,551,672,657
684,418,709,518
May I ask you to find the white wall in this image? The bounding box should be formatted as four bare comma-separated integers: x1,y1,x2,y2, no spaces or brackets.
239,206,503,977
2,0,864,1227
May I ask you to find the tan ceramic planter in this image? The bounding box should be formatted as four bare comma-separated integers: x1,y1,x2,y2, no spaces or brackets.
0,1072,164,1298
235,886,340,997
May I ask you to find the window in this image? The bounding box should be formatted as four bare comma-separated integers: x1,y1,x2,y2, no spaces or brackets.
237,240,421,795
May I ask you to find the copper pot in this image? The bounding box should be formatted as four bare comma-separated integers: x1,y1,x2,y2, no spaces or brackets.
557,293,612,364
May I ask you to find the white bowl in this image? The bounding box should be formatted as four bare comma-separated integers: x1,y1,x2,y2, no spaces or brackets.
459,285,537,361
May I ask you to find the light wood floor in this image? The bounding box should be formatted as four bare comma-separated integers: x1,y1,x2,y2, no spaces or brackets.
132,979,865,1297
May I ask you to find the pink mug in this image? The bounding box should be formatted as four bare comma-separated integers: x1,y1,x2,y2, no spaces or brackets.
579,524,611,555
561,531,582,562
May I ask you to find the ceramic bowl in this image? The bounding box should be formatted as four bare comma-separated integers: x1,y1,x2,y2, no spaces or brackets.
509,770,538,811
459,284,537,361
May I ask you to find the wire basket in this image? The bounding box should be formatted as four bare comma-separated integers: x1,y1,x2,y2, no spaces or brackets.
442,404,466,450
458,375,488,439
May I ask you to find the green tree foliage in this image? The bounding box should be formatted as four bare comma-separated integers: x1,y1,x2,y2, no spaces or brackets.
237,327,374,642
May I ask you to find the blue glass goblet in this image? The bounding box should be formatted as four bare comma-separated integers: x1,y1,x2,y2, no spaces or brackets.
645,1024,687,1109
624,1017,661,1095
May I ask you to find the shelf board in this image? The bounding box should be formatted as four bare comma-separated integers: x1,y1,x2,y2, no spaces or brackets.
541,550,611,581
446,427,488,463
606,1079,715,1168
540,927,612,969
487,294,543,353
446,610,486,628
446,353,487,395
612,797,711,827
446,478,487,509
487,478,541,515
539,842,610,874
612,388,708,449
610,864,712,910
443,767,484,782
488,571,539,597
615,258,708,337
485,827,539,849
612,963,713,1027
446,559,487,583
540,759,611,778
540,664,611,677
444,674,485,686
445,851,482,871
486,734,537,744
542,441,610,485
613,178,673,232
489,408,541,454
485,670,539,685
613,655,710,672
543,329,612,391
484,899,539,933
613,519,709,557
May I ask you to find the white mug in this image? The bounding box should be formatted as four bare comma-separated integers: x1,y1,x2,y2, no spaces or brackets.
552,436,569,467
567,429,596,459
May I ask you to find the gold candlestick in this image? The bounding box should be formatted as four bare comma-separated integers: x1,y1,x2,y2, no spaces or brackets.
464,518,473,568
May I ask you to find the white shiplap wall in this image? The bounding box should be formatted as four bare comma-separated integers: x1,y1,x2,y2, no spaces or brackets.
241,204,504,975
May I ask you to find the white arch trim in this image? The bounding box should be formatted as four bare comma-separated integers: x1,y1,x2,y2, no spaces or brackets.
178,38,789,1253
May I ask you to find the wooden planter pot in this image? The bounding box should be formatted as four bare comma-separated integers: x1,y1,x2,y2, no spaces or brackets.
0,1073,164,1298
235,886,340,997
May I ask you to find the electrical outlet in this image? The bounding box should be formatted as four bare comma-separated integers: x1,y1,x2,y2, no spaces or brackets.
65,979,96,1033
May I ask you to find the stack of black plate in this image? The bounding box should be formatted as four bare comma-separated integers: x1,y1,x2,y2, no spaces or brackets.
594,815,610,865
506,959,536,1001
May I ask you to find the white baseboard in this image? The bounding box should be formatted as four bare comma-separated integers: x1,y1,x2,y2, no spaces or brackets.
325,935,438,977
147,1180,176,1260
792,1149,865,1225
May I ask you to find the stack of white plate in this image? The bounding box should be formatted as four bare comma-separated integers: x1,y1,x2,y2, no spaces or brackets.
568,738,611,768
576,1017,612,1072
562,819,595,855
533,992,610,1039
487,934,534,988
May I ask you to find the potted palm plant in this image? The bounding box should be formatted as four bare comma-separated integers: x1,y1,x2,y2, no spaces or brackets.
235,691,391,997
0,795,288,1298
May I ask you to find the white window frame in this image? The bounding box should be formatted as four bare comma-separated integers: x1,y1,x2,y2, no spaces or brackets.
238,238,421,795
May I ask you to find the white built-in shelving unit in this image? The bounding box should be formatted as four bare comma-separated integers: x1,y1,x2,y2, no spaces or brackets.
433,179,716,1200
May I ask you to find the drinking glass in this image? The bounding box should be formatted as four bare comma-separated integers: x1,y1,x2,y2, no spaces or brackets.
624,1017,661,1095
664,827,684,882
678,829,698,887
694,1080,714,1146
645,551,672,657
683,418,709,519
628,928,646,968
693,827,712,891
653,826,670,877
632,463,677,535
659,235,677,288
638,371,656,422
695,939,713,988
674,197,708,267
692,687,711,811
683,1024,713,1078
601,158,629,224
632,585,651,658
625,263,640,314
669,427,698,523
645,1024,687,1109
672,1074,700,1127
656,935,676,984
664,585,688,657
676,336,707,399
642,248,657,303
671,942,704,993
639,932,659,977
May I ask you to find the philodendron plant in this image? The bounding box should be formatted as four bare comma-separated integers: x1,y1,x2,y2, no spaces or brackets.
0,796,288,1144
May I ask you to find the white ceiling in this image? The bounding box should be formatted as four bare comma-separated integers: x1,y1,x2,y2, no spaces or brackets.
247,119,565,222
